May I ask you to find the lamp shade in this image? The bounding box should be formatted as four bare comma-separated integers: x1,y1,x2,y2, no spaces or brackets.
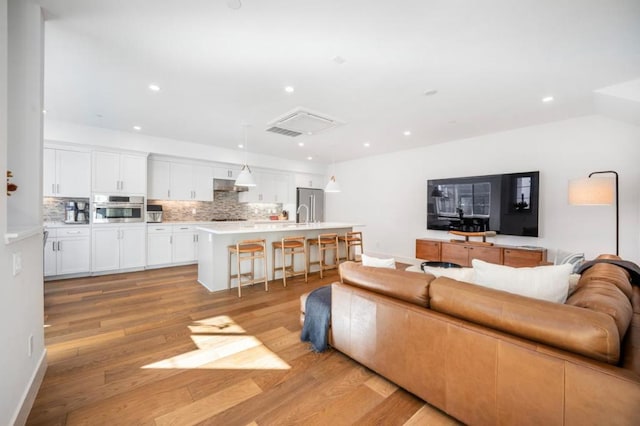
234,165,256,187
324,176,341,193
568,177,614,205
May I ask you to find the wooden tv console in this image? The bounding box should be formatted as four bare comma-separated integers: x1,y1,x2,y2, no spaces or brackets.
416,238,547,267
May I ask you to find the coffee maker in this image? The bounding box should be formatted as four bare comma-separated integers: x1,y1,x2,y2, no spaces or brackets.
64,200,89,223
65,201,77,223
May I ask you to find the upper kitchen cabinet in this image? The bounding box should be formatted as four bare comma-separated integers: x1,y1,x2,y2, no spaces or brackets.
148,159,171,199
92,151,147,194
213,166,241,180
43,148,91,197
294,173,324,189
170,162,213,201
238,170,290,204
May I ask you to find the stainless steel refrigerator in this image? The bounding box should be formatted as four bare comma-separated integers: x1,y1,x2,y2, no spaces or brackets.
296,187,324,223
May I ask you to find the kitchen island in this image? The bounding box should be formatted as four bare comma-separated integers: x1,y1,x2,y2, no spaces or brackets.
196,222,360,292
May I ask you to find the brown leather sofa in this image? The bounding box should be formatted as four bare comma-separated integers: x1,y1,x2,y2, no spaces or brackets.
304,255,640,425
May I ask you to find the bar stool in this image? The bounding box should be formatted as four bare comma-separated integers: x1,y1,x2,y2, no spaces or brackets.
228,238,268,298
307,233,339,278
339,231,364,262
272,236,308,287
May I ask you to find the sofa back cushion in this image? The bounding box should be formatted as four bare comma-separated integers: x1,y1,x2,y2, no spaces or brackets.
429,277,621,364
566,280,633,340
339,262,432,307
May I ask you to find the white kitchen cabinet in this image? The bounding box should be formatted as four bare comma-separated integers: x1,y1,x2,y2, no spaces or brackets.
148,159,171,200
92,224,146,272
147,226,173,266
213,166,240,180
294,173,324,189
169,163,213,201
44,227,91,277
239,171,290,204
92,151,147,194
43,148,91,197
172,225,198,263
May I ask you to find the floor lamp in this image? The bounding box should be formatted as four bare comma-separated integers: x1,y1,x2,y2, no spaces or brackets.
568,170,619,255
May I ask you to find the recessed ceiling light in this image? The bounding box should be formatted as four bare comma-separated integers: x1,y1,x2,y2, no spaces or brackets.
298,142,304,147
423,89,438,96
133,125,141,131
542,96,554,103
332,56,346,65
307,156,313,160
148,84,160,92
238,144,244,149
363,142,370,148
403,130,411,136
42,109,47,114
95,114,103,118
227,0,241,9
284,86,295,93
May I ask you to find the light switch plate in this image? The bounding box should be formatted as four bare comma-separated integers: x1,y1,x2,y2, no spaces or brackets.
12,252,22,276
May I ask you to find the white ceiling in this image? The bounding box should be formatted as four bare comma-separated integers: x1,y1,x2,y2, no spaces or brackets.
37,0,640,164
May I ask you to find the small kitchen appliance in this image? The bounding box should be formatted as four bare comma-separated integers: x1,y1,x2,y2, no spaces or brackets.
146,204,163,223
65,201,77,223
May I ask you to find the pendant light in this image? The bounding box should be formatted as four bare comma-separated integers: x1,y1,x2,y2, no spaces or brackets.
235,125,256,187
324,152,341,193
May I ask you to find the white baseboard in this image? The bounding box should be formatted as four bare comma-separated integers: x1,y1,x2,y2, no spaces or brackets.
12,349,47,426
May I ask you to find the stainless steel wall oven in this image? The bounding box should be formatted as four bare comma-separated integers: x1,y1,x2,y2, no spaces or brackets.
92,195,144,223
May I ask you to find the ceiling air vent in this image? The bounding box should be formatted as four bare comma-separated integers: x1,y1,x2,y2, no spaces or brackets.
266,107,344,137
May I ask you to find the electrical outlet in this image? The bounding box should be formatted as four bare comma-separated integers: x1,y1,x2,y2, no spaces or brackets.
28,334,33,357
192,208,197,215
12,252,22,276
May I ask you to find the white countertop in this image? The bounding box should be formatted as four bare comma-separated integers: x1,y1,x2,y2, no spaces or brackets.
196,222,361,235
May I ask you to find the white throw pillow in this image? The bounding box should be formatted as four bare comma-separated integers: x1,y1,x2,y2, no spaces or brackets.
471,259,573,303
361,253,396,269
422,266,475,283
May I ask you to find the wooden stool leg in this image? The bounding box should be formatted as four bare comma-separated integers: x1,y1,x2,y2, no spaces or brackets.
236,250,242,298
303,243,308,282
263,245,269,292
228,249,232,290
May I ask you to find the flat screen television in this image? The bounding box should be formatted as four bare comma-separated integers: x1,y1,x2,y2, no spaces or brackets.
427,171,539,237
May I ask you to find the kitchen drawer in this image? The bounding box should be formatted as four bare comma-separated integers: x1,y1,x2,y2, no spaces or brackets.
416,239,441,261
147,226,173,234
172,225,196,233
54,227,90,238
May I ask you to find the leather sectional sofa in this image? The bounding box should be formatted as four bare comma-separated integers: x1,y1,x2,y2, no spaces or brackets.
303,255,640,425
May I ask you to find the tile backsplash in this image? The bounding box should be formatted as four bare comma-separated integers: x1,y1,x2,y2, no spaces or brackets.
44,192,284,223
150,191,283,221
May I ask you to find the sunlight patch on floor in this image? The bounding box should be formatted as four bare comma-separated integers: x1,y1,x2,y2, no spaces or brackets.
143,316,290,370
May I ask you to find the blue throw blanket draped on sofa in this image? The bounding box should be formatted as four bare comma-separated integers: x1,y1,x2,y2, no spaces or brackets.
300,285,331,352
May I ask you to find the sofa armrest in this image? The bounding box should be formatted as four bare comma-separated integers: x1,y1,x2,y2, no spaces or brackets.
429,277,621,364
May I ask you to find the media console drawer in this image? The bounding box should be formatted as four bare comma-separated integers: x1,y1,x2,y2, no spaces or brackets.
416,238,546,267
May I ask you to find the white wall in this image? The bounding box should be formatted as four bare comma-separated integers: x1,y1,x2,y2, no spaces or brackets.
1,1,46,424
326,115,640,263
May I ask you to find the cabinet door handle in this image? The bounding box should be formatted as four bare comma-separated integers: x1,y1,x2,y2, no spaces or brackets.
170,236,173,244
57,241,62,251
167,189,170,198
56,183,60,193
52,241,56,251
52,183,55,193
67,230,80,234
228,170,232,177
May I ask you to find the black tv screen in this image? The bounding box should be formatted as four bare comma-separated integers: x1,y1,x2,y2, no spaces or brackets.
427,171,539,237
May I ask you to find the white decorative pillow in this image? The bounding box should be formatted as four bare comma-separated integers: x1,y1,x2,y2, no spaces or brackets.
422,266,475,283
471,259,573,303
361,253,396,269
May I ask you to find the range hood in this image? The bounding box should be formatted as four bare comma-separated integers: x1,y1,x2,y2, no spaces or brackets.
213,179,248,192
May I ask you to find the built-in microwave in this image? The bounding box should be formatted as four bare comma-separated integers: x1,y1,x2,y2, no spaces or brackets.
92,194,144,223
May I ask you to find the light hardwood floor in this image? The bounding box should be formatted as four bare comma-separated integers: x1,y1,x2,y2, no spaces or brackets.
28,264,460,425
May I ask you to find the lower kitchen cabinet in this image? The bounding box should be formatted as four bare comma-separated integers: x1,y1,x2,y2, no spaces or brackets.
44,227,90,277
147,224,198,267
92,224,146,272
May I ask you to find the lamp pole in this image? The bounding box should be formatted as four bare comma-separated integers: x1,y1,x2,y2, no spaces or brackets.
588,170,619,256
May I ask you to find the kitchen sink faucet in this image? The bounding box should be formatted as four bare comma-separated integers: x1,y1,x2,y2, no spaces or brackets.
296,204,309,224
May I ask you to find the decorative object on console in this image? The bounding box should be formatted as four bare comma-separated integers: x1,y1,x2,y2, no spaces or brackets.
235,124,256,187
324,151,341,193
449,230,496,245
569,170,619,255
